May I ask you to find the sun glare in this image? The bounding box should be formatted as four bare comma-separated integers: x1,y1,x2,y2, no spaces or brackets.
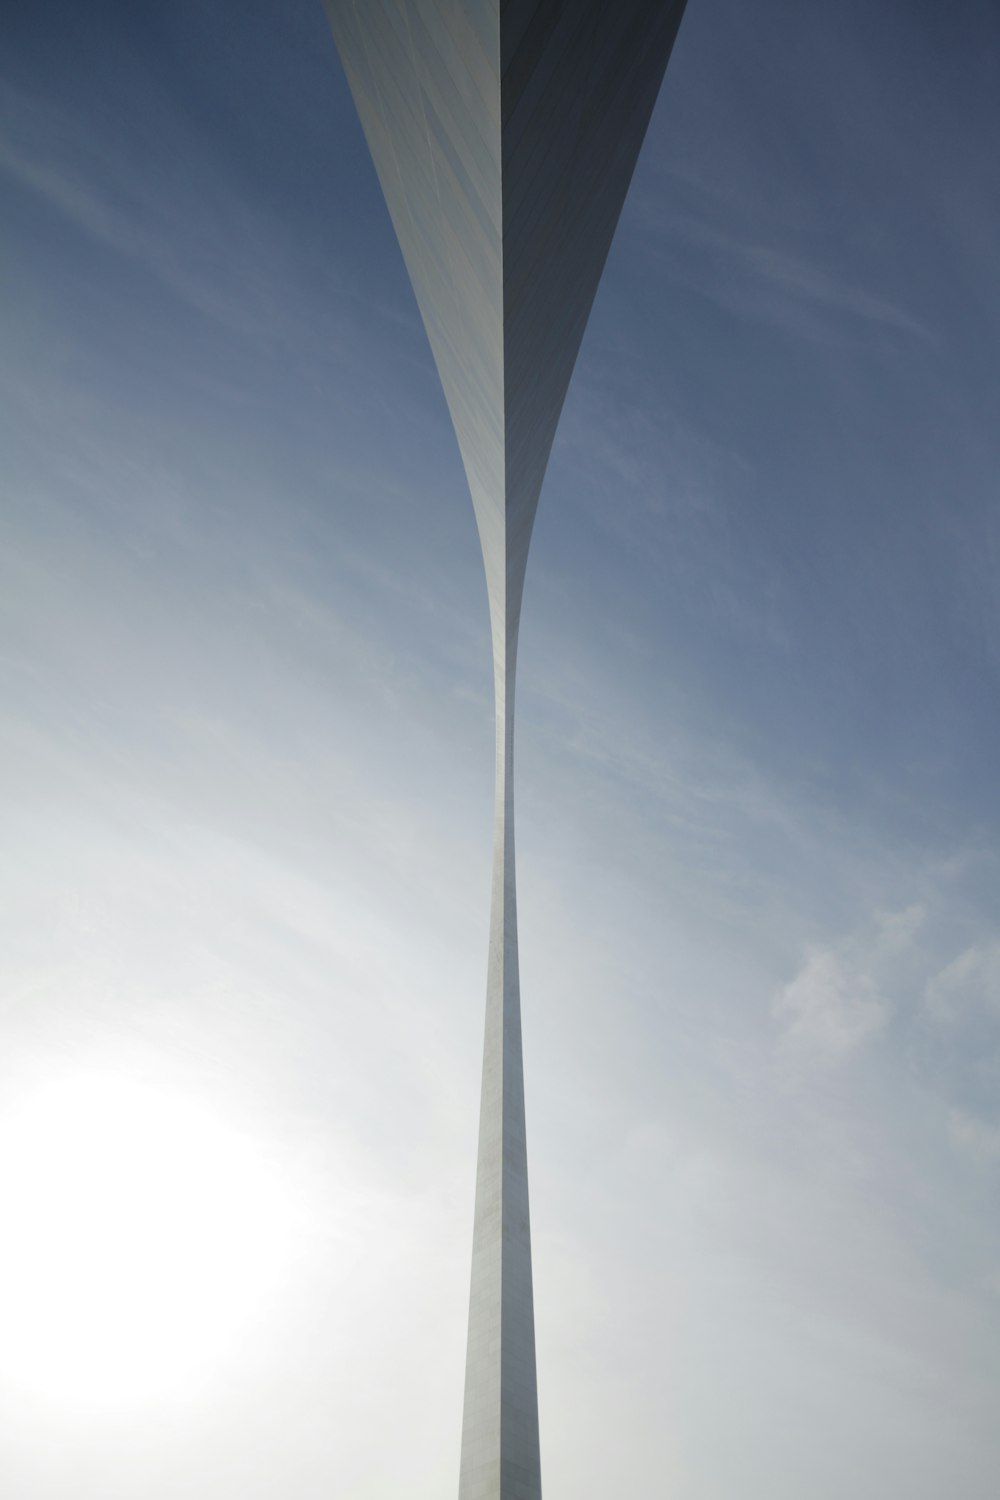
0,1064,301,1413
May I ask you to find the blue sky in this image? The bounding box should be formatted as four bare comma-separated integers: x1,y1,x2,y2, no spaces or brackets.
2,1,999,1496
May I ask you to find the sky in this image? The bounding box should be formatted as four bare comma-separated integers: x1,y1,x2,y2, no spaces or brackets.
2,0,999,1495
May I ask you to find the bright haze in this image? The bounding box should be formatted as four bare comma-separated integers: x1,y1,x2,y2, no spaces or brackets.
2,1,999,1496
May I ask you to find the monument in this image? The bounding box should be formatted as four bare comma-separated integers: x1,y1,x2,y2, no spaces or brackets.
324,5,688,1495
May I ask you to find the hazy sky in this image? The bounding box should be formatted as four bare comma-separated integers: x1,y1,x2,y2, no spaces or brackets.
2,1,1000,1496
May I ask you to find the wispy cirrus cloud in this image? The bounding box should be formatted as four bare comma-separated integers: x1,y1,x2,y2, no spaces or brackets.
643,205,936,346
0,79,415,371
925,939,1000,1022
0,84,290,341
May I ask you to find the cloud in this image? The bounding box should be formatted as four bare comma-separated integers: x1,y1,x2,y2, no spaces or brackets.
730,237,932,341
948,1109,1000,1163
637,197,935,348
773,947,889,1061
769,903,933,1063
925,941,1000,1022
0,80,368,368
873,903,926,955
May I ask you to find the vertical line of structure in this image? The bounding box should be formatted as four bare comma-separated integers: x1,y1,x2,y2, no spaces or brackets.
459,595,540,1499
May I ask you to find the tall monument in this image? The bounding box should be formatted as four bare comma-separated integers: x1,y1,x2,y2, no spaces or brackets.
324,4,688,1495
